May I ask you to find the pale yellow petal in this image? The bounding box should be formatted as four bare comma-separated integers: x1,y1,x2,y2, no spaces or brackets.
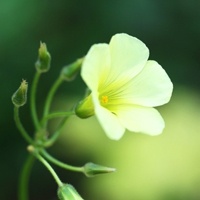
115,105,165,136
116,60,173,107
106,33,149,86
81,44,110,91
92,93,125,140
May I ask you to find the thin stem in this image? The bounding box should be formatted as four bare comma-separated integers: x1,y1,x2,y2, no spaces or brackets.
18,154,35,200
30,71,41,131
42,77,63,129
35,153,63,187
40,148,83,172
44,116,71,147
14,106,34,144
40,111,74,126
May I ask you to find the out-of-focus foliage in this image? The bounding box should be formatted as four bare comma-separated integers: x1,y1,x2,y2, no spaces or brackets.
0,0,200,199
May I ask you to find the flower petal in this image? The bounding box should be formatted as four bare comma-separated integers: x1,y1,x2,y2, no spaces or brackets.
92,93,125,140
81,44,110,91
108,33,149,84
118,60,173,107
115,105,165,136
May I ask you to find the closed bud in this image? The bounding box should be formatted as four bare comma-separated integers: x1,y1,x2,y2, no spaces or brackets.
58,184,84,200
35,42,51,72
75,95,94,119
12,80,28,107
83,162,116,177
61,58,84,81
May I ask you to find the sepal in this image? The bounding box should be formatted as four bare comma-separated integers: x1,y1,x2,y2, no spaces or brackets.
61,58,84,81
35,42,51,72
75,95,94,119
83,162,116,177
12,80,28,107
58,184,84,200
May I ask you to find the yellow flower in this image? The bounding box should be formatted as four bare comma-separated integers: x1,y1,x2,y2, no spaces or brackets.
77,33,173,140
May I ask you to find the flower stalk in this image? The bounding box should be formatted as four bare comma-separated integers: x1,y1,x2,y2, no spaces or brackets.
18,155,35,200
28,147,63,187
42,77,64,129
40,148,83,172
14,106,34,144
30,71,42,132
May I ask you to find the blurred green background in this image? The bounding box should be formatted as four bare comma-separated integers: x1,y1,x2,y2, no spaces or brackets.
1,0,200,199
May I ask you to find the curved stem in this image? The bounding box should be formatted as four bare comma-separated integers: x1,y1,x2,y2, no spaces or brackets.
40,111,74,126
18,154,35,200
42,77,63,129
40,148,83,172
14,106,34,144
35,153,63,187
30,71,41,131
44,116,71,147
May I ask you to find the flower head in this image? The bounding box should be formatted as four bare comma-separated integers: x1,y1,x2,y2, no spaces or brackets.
76,33,173,140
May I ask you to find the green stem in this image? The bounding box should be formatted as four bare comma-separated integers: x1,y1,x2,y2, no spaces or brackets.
42,77,63,129
35,153,63,187
44,116,71,147
14,106,34,144
40,111,74,126
30,71,41,131
40,148,83,172
18,155,35,200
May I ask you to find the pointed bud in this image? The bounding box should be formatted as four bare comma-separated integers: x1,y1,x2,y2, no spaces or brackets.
12,80,28,107
58,184,84,200
61,58,84,81
75,95,94,119
83,162,116,177
35,42,51,72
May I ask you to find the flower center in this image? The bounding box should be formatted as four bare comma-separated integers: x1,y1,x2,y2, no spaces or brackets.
101,95,108,103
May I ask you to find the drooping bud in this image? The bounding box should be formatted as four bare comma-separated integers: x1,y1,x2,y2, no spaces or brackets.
83,162,116,177
61,57,84,81
12,80,28,107
35,42,51,72
75,94,94,119
58,184,84,200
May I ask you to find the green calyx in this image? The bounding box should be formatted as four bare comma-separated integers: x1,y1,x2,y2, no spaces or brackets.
35,42,51,73
61,57,84,81
83,162,116,177
12,80,28,107
75,94,94,119
58,184,84,200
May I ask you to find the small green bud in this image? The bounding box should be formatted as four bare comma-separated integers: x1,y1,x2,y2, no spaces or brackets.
58,184,84,200
12,80,28,107
83,162,116,177
35,42,51,72
61,58,84,81
75,94,94,119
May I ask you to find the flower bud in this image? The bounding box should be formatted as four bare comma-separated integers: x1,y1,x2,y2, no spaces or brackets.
35,42,51,72
83,162,116,177
12,80,28,107
75,95,94,119
58,184,84,200
61,58,84,81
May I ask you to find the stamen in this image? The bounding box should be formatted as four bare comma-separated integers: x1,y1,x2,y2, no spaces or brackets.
101,96,108,103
